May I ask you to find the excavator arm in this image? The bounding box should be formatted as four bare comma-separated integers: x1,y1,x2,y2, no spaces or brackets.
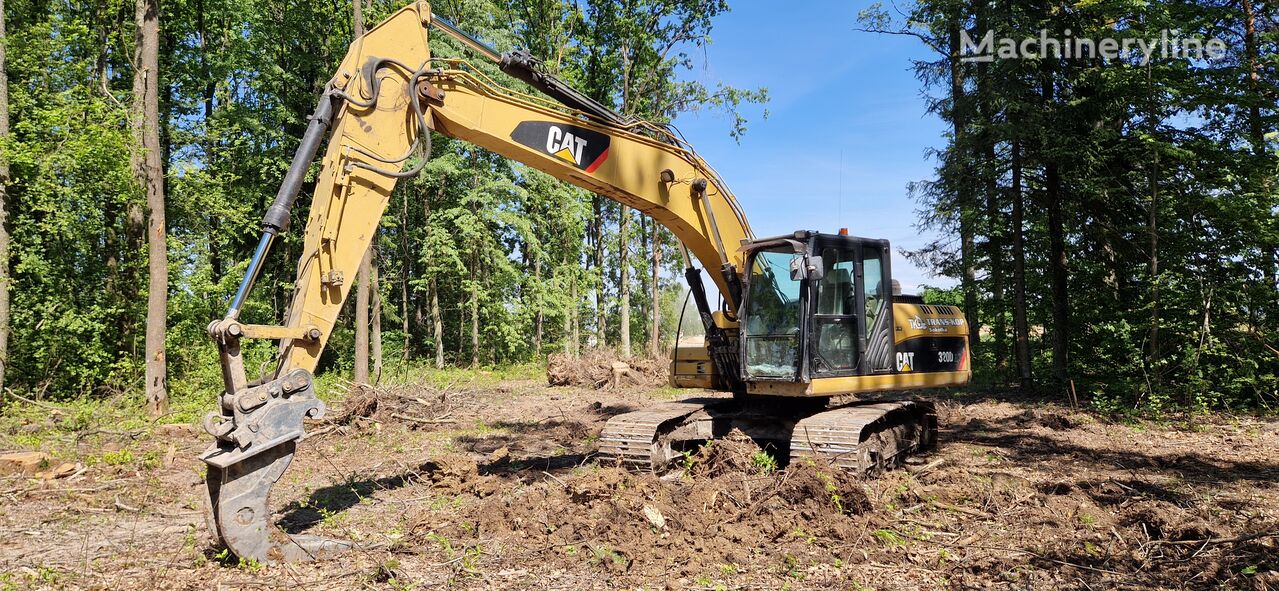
201,2,752,562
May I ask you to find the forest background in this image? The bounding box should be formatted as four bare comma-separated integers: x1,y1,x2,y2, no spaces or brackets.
0,0,1275,418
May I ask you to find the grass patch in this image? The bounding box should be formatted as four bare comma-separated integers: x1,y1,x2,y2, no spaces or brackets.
874,529,908,547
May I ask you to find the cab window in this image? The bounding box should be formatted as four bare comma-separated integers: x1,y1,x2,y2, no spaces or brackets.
744,249,802,379
862,246,893,372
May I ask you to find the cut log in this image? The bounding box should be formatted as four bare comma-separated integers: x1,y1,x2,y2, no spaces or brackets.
0,451,51,475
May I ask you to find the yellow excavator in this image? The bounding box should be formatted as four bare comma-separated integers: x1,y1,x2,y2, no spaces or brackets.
201,2,970,563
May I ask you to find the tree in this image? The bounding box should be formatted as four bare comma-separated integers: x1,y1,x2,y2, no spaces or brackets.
352,0,371,385
371,252,383,382
0,0,765,399
860,0,1278,409
0,0,10,397
133,0,167,416
355,245,371,383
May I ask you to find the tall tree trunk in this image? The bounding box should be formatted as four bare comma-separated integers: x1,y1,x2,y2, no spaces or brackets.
975,4,1004,378
567,271,579,358
571,272,580,357
0,0,9,395
197,0,221,285
1241,0,1277,293
401,193,411,362
1010,139,1032,388
1243,0,1264,155
102,0,128,347
1148,166,1161,386
639,216,648,350
619,207,631,357
351,0,370,385
425,186,444,369
123,0,146,357
985,165,1006,377
352,0,363,40
651,221,661,357
371,253,382,383
1046,163,1070,386
1040,60,1070,388
470,252,479,368
431,277,443,368
401,269,410,363
594,197,606,348
354,246,371,384
534,255,543,356
1147,66,1161,385
134,0,167,415
948,13,979,361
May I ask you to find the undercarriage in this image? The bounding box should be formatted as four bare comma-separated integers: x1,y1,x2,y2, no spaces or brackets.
599,396,937,472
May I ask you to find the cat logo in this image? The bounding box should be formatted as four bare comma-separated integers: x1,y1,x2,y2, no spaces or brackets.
896,351,915,372
510,121,611,172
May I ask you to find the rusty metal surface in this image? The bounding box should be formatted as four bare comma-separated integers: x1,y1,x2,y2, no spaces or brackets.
789,401,937,471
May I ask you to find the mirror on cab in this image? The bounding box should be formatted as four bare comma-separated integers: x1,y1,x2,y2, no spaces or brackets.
789,254,825,282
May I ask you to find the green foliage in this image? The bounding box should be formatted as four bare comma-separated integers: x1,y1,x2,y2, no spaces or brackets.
101,449,134,467
920,285,964,307
750,450,777,473
1,0,765,401
865,0,1279,411
873,528,908,547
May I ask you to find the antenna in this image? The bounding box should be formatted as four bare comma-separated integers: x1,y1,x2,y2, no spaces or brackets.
838,148,844,230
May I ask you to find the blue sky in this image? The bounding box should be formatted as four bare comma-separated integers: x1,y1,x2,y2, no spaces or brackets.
668,0,957,294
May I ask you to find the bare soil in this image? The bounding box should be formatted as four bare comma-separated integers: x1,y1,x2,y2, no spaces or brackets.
2,379,1278,590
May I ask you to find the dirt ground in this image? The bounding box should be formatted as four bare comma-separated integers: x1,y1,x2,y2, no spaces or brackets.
2,377,1278,590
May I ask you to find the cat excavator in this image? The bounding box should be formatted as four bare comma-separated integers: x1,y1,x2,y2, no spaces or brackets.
201,2,971,564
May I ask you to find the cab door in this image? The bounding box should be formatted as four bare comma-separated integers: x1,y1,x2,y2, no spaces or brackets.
860,243,895,373
809,237,894,377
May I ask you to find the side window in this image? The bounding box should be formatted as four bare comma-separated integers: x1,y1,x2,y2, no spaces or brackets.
744,250,803,379
862,246,894,372
863,247,884,326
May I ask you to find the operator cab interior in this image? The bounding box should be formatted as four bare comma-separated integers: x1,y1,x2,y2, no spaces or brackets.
742,231,895,383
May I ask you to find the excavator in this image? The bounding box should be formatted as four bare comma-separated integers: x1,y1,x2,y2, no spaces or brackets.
200,2,971,564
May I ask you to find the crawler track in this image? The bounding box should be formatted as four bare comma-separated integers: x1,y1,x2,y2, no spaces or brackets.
600,398,937,473
790,401,937,471
598,401,713,470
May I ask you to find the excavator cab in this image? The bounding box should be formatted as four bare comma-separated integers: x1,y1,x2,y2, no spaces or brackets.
741,231,896,384
604,229,959,475
731,230,969,398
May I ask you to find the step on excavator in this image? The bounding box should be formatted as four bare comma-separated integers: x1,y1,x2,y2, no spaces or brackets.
201,2,971,563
